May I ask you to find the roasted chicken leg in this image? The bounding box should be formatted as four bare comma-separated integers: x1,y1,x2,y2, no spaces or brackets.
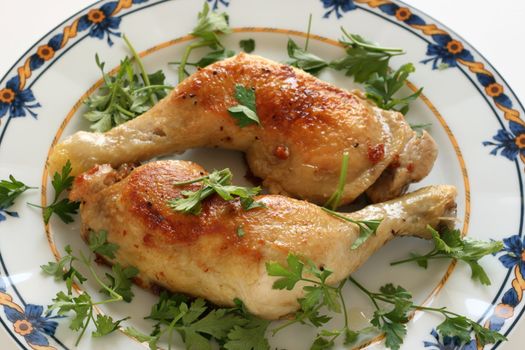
70,160,456,319
52,53,437,205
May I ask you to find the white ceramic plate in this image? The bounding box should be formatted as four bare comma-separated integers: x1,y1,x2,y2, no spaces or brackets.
1,0,524,349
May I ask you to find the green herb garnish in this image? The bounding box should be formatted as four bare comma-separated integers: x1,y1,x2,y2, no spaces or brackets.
287,38,329,76
391,226,503,285
236,226,246,238
84,36,172,132
286,15,329,76
228,84,261,127
409,122,432,135
0,175,36,219
169,168,265,215
28,160,79,224
322,208,382,249
125,294,270,350
331,29,404,83
364,63,422,115
324,152,349,210
177,2,231,82
266,254,358,347
240,39,256,53
41,230,138,345
348,277,506,349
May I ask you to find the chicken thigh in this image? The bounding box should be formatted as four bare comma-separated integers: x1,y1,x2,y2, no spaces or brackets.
51,53,437,205
70,160,456,319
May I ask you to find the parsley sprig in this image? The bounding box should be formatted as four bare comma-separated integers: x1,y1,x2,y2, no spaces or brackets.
125,294,270,350
287,15,329,75
169,168,265,215
331,29,404,83
283,19,421,114
0,175,36,220
324,152,349,210
266,255,357,348
29,160,80,224
41,230,138,345
391,226,504,285
84,36,172,132
321,152,382,248
228,84,261,127
322,208,382,249
364,63,422,114
239,38,255,53
348,277,506,349
176,2,231,82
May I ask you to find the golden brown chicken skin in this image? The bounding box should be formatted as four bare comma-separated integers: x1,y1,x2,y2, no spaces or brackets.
51,53,436,205
70,160,456,319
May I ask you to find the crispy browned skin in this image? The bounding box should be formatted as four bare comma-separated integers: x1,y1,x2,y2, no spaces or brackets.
70,160,456,319
51,53,436,205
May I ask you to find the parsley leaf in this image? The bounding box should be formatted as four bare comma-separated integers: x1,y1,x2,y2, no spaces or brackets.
266,254,304,290
43,198,80,224
0,175,35,219
177,2,231,82
228,84,261,127
349,277,507,349
267,254,359,348
191,2,231,41
285,14,329,76
409,123,432,136
92,315,129,337
29,160,80,224
364,63,422,114
88,230,119,259
287,38,329,76
101,263,139,302
391,226,503,285
331,30,403,83
131,292,270,350
41,245,87,293
321,208,382,249
195,49,235,67
239,39,255,53
85,47,172,133
236,226,245,238
43,231,138,345
169,168,265,215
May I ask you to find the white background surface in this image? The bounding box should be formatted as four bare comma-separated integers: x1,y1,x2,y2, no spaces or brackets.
0,1,523,349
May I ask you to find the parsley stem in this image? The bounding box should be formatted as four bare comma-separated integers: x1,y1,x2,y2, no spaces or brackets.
75,305,93,346
114,104,136,118
337,279,349,328
133,85,174,93
348,276,381,310
390,251,446,266
122,34,155,105
321,208,361,227
173,174,211,186
80,251,123,302
341,27,404,54
178,40,218,83
304,14,313,51
350,277,465,319
324,152,349,210
411,305,462,318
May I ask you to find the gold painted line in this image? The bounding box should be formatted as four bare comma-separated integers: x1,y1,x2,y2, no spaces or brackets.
41,27,471,350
